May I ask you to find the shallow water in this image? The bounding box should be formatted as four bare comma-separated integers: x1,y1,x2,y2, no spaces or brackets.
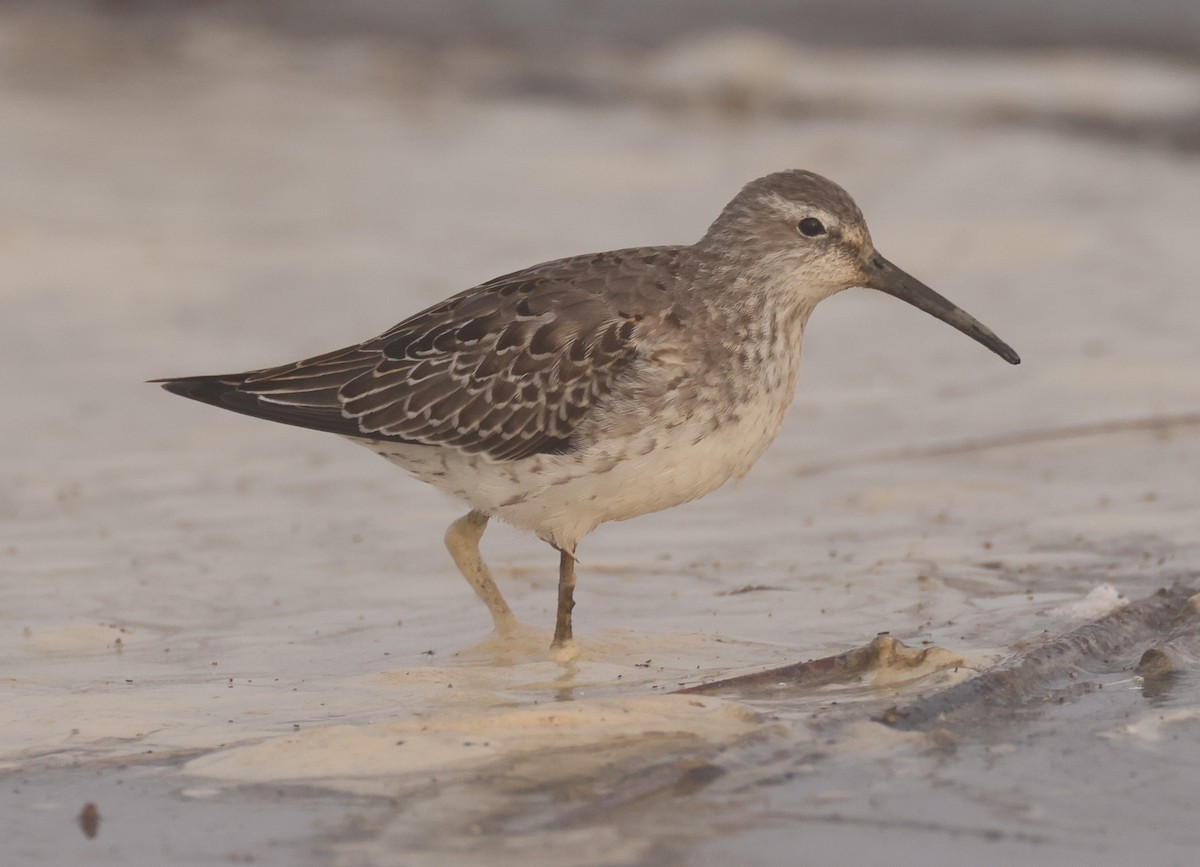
2,10,1199,866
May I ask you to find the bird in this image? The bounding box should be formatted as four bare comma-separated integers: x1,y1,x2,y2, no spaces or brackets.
155,169,1019,651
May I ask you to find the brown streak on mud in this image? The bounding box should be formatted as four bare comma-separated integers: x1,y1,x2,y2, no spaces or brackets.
795,414,1200,477
676,635,960,697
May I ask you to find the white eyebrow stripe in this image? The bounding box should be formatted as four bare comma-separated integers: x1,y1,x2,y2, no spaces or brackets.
759,192,837,226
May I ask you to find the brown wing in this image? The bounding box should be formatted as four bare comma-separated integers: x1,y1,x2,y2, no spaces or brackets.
156,247,688,461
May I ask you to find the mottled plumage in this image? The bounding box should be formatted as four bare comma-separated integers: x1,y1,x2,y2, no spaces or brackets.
158,170,1019,650
166,247,690,461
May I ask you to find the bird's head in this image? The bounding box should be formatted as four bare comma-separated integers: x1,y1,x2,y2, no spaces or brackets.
702,170,1020,365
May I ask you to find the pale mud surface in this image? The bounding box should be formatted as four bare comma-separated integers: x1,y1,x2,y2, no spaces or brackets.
3,11,1200,867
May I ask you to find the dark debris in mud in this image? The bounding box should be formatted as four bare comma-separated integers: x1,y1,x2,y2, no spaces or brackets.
884,581,1200,732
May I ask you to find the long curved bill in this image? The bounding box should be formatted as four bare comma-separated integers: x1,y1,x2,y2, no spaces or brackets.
861,254,1020,365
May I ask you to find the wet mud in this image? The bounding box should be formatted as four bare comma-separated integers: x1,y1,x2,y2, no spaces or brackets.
3,7,1199,866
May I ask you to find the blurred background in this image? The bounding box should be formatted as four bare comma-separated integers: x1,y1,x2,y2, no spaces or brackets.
4,3,1200,866
6,0,1198,440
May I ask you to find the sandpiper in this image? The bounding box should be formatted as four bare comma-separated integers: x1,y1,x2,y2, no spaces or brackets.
157,170,1019,649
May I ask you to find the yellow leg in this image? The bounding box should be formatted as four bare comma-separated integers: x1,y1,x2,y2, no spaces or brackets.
444,510,517,634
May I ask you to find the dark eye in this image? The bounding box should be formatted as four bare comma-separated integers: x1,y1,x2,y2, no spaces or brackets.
798,217,826,237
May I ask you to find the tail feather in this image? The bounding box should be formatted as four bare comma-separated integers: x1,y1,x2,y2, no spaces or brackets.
152,374,373,439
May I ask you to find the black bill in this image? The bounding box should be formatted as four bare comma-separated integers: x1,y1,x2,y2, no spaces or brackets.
862,254,1020,365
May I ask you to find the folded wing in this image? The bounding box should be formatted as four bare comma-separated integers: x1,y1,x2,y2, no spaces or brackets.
156,248,683,462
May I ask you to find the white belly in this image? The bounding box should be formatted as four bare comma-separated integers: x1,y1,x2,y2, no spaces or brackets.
351,379,793,552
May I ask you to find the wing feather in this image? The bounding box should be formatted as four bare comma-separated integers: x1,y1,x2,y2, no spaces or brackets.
156,247,689,461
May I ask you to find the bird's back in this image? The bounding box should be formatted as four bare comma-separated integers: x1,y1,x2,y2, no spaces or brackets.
156,245,700,462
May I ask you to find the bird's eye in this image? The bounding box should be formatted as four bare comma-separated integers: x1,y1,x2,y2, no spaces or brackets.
798,217,826,237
